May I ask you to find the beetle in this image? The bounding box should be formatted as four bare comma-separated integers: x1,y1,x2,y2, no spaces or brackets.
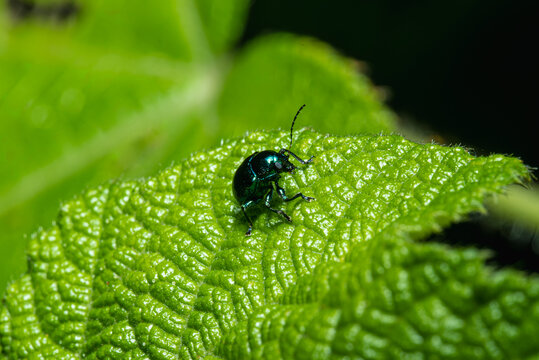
233,104,315,236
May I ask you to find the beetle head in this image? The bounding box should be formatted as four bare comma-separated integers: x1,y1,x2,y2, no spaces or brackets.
273,104,307,175
276,151,296,173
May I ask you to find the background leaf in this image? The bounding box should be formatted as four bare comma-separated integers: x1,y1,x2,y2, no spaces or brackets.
0,130,532,358
218,34,395,137
0,15,395,292
0,0,252,293
76,0,249,60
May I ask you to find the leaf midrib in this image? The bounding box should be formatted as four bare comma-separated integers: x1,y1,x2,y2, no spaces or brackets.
0,64,221,217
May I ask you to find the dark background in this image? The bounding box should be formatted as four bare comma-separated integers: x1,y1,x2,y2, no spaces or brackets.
242,0,539,272
242,0,537,166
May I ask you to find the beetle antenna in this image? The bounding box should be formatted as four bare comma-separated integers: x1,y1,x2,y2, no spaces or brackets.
289,104,306,149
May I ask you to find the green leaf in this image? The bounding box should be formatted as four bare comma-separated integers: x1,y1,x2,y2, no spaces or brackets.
0,130,532,359
76,0,250,60
0,27,395,292
0,0,252,292
219,236,539,359
218,34,396,138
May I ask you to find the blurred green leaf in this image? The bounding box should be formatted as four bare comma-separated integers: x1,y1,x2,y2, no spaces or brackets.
1,0,394,292
218,34,395,137
0,129,531,358
76,0,249,60
0,28,221,289
0,0,253,292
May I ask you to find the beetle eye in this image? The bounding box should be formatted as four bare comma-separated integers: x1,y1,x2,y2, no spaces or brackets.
275,162,282,169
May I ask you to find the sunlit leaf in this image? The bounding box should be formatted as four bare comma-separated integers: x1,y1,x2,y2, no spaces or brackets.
0,130,532,359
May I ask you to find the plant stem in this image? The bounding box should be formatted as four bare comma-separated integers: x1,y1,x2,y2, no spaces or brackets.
486,184,539,230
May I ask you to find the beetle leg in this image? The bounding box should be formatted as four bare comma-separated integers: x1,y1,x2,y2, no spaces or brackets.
281,149,314,165
241,206,253,236
276,183,315,202
264,188,292,222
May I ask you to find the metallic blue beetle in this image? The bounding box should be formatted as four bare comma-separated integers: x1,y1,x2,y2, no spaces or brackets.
233,105,315,236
